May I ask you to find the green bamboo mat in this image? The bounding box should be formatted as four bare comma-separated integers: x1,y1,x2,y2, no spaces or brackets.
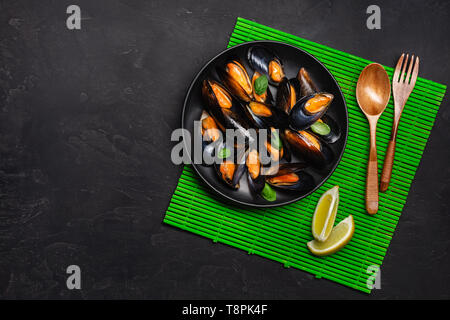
164,18,446,293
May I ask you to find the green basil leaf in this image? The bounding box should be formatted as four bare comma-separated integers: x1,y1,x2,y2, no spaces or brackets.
311,121,331,136
217,147,231,159
270,129,282,150
261,183,276,202
254,75,268,95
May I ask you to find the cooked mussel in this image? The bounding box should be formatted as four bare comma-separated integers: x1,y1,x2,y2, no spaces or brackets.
246,149,265,194
251,71,273,103
289,92,334,131
308,114,341,144
266,170,314,193
284,129,334,169
276,77,300,113
244,101,288,129
264,141,282,163
215,160,246,189
214,145,246,189
297,67,319,97
200,110,221,143
279,131,292,162
200,110,222,161
247,45,286,85
263,127,288,163
202,79,233,112
202,79,253,144
217,60,253,102
261,162,308,176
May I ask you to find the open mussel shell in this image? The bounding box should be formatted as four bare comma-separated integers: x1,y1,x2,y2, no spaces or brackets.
309,114,341,144
201,79,253,144
214,145,246,189
266,170,314,193
289,92,334,131
199,111,223,162
251,71,273,103
284,129,334,169
261,162,308,177
244,101,288,129
297,67,319,97
247,45,286,85
200,111,222,143
215,160,246,189
202,79,233,114
279,131,292,162
217,60,253,103
246,149,265,195
276,77,300,114
262,127,290,163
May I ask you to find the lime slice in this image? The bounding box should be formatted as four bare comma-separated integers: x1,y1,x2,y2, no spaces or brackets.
307,215,355,256
312,186,339,242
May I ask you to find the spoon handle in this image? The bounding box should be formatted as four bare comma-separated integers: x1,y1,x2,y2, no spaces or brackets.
380,139,396,191
366,121,379,214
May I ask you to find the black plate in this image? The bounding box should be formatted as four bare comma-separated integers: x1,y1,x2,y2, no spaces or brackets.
182,41,348,208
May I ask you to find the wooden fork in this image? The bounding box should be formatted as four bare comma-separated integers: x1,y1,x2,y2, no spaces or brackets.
380,54,419,192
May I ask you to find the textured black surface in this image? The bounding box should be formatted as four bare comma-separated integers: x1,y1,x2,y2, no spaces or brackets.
0,0,448,299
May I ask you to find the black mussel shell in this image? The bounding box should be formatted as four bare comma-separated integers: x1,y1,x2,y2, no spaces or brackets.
290,77,301,97
276,77,300,114
202,79,232,113
199,111,223,163
214,146,246,189
247,45,286,85
244,101,289,129
297,67,319,97
214,160,246,189
248,173,265,195
261,162,309,177
279,131,292,162
201,79,254,144
217,60,253,103
251,71,273,104
202,141,216,163
289,92,334,131
266,170,314,192
284,129,334,169
246,149,265,195
262,127,287,163
308,114,341,144
200,110,222,143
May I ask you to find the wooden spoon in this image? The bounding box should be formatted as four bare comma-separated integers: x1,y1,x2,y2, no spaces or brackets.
356,63,391,215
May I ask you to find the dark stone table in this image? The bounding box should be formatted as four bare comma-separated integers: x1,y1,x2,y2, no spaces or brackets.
0,0,448,299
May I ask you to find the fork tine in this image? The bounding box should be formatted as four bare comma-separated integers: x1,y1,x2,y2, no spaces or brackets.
405,55,414,83
409,56,420,86
393,53,404,83
400,54,409,83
